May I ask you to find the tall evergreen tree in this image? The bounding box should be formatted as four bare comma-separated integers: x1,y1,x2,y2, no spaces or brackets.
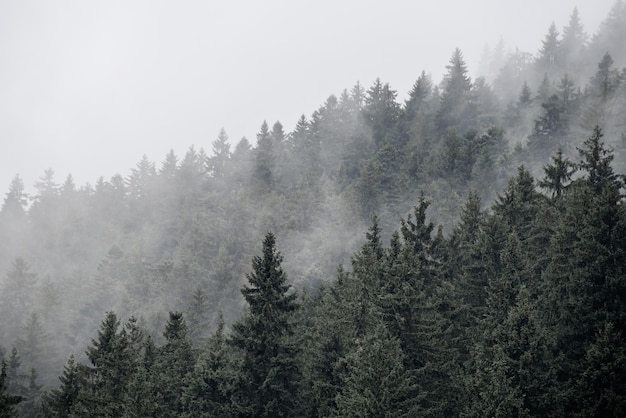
73,311,132,417
41,354,80,418
182,314,235,417
230,232,300,417
0,174,28,221
153,312,195,417
209,128,232,179
254,121,275,192
561,7,587,73
437,48,475,134
535,22,562,78
0,360,23,418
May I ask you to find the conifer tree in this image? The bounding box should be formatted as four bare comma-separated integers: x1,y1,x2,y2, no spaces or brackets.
538,148,576,199
182,314,234,417
153,312,195,417
541,126,626,414
561,8,587,71
186,286,210,349
332,323,419,418
73,311,132,417
0,360,23,417
230,232,299,417
536,22,562,78
0,174,28,220
209,128,232,179
437,48,475,134
254,121,275,192
42,354,80,418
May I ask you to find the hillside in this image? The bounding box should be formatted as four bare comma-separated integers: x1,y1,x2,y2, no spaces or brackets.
1,4,626,416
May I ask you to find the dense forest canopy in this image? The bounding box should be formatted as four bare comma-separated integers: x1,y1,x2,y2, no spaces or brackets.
1,3,626,417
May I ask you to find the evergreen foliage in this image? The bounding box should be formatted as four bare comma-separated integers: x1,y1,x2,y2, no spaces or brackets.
1,6,626,416
229,232,300,417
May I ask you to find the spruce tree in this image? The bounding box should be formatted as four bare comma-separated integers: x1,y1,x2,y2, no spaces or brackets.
182,314,234,417
230,232,299,417
73,311,132,417
153,312,195,417
0,360,22,418
42,354,80,418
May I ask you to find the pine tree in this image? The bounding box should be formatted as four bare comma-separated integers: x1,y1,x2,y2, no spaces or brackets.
42,354,80,418
0,174,28,220
73,311,132,417
538,148,576,199
527,94,568,160
437,48,475,134
15,312,56,387
0,360,23,418
583,53,621,130
561,8,587,72
230,232,300,417
186,286,211,349
153,312,195,417
405,70,433,122
577,322,626,416
541,126,626,414
0,258,38,343
254,121,275,192
182,314,235,417
159,149,179,178
363,78,401,147
332,323,419,418
535,22,562,78
209,128,232,179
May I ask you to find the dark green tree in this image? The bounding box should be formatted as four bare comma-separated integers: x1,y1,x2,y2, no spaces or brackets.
332,323,418,418
41,354,80,418
153,312,195,417
0,360,23,418
363,78,402,147
539,148,576,199
182,314,235,417
230,232,300,417
541,126,626,414
73,311,132,417
527,94,568,160
186,286,211,349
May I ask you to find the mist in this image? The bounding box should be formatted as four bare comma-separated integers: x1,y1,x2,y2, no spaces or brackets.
1,1,626,416
0,0,615,193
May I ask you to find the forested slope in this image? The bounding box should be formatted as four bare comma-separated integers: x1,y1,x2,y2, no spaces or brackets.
1,4,626,417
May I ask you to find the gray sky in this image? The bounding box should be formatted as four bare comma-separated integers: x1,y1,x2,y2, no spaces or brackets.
0,0,616,194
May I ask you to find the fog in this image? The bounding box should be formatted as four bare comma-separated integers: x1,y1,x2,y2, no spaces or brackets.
0,0,614,192
1,2,625,411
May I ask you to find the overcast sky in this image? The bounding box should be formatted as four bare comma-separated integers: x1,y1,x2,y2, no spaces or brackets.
0,0,616,194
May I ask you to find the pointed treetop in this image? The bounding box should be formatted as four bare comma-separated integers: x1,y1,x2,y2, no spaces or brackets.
242,231,297,317
539,148,576,198
257,121,270,143
577,126,622,192
443,48,471,91
562,7,587,49
163,312,188,342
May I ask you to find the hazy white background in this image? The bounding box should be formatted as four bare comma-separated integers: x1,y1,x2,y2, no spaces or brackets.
0,0,615,193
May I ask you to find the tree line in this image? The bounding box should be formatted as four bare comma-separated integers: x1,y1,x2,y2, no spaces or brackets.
1,3,626,416
2,127,625,416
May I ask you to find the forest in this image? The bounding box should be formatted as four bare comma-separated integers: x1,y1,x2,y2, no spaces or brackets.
1,3,626,417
